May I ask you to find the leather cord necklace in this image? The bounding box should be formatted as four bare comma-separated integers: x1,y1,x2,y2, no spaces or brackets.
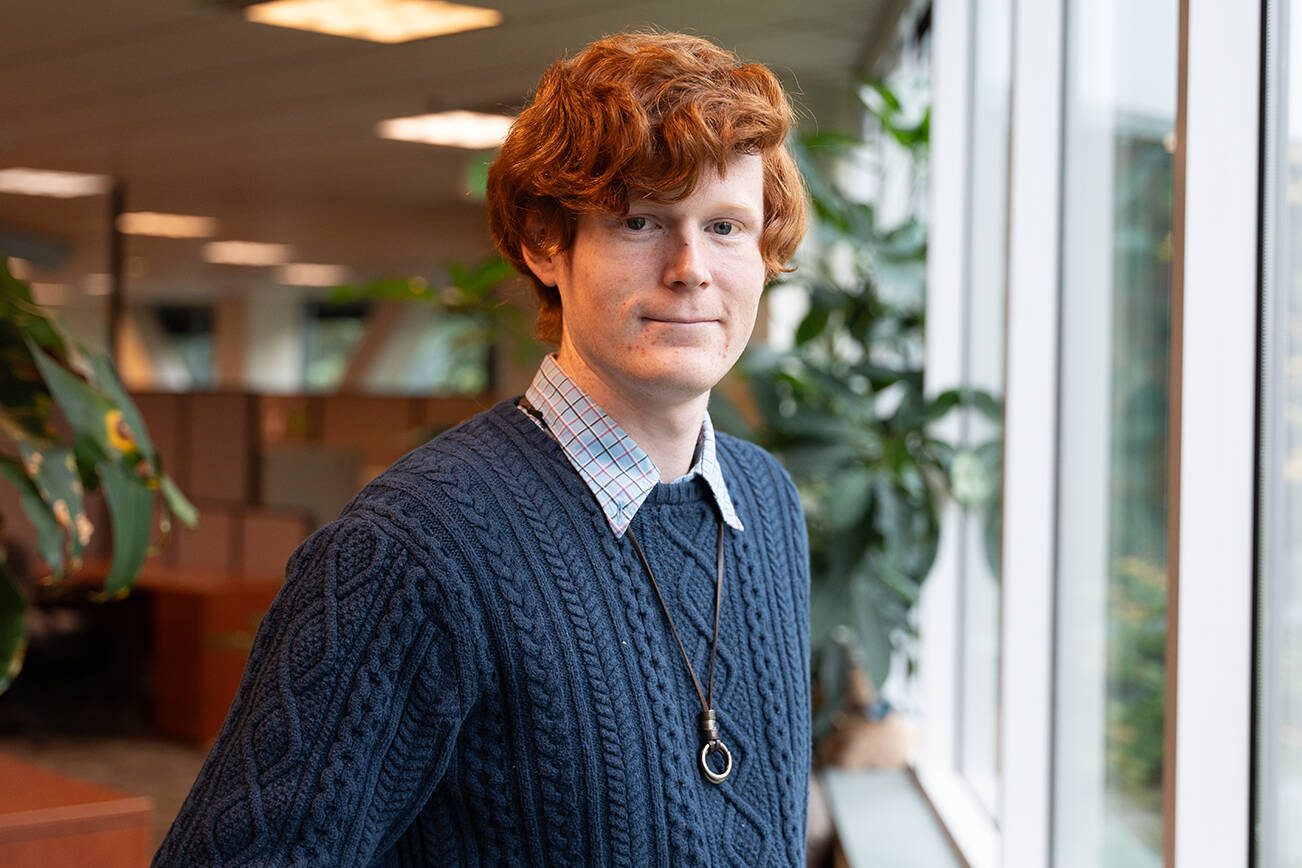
627,518,731,784
519,397,733,784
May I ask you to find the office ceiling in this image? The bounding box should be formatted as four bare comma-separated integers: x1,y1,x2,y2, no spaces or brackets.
0,0,906,302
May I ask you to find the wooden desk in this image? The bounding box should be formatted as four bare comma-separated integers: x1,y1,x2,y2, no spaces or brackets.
147,570,282,745
74,562,284,745
0,753,153,868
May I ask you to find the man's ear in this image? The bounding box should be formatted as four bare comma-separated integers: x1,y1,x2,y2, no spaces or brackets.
520,241,559,288
520,214,560,287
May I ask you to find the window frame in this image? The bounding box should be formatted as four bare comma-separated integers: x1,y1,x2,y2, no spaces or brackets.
918,0,1262,866
1168,1,1260,864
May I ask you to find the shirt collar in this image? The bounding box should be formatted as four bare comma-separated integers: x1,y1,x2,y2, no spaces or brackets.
522,354,744,537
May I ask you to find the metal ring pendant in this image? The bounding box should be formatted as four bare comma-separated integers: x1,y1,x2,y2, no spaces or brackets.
699,739,733,784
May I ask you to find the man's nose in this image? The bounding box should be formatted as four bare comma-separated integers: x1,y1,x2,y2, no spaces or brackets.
662,234,710,289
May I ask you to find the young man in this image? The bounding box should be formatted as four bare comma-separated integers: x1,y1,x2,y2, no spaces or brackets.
156,31,810,867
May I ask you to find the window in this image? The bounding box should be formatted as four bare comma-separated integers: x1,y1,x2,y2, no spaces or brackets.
302,300,490,394
956,0,1012,815
152,305,216,389
302,301,370,392
923,1,1259,865
1053,1,1177,863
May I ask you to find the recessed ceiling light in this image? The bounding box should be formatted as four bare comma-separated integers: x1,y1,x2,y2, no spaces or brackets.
244,0,502,44
377,110,514,149
278,263,350,286
0,168,113,198
203,240,294,265
117,212,219,238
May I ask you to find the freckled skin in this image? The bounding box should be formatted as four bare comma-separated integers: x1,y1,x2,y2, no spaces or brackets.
523,153,767,414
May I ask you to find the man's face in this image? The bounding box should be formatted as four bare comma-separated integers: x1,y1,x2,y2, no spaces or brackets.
532,153,767,407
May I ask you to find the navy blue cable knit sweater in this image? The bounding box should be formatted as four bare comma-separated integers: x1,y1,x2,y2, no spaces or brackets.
154,399,811,866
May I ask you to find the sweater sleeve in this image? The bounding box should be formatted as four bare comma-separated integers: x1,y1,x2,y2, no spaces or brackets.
153,513,472,867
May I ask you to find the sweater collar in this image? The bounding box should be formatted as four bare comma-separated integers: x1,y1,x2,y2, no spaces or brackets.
520,354,744,538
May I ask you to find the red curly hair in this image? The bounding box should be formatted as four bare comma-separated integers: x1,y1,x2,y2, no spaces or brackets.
487,31,808,343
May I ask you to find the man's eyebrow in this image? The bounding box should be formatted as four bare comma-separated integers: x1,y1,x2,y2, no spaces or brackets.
710,202,763,217
628,200,762,218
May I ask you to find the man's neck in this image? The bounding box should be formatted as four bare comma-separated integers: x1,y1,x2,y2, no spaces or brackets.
553,350,707,481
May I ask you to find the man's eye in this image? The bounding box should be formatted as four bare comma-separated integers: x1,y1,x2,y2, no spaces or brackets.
710,221,735,236
623,216,648,231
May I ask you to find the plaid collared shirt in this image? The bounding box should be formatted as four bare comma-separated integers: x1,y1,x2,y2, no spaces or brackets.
520,354,744,538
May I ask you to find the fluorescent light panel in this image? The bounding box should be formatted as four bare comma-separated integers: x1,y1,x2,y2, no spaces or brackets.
244,0,502,43
117,212,218,238
0,168,112,198
377,110,514,149
278,263,350,286
203,240,294,265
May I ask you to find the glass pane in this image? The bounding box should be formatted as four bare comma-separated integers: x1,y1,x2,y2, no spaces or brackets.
302,301,490,394
303,301,370,392
1259,2,1302,865
1054,1,1176,865
957,0,1012,816
363,307,490,395
153,305,215,389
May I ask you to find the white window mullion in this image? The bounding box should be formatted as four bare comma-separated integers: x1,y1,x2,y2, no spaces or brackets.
999,0,1066,864
918,1,999,864
1170,1,1259,865
919,0,971,781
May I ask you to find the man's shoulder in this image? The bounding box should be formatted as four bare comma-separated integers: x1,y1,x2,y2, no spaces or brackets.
715,429,792,483
714,429,802,515
339,399,526,522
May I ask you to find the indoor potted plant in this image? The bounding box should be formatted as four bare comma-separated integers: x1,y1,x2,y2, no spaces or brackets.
0,257,196,693
715,82,1000,763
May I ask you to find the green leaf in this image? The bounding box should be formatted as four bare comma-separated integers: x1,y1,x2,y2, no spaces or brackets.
0,257,36,305
773,412,868,448
330,278,430,303
859,80,903,114
824,512,876,579
855,361,922,391
794,305,831,346
87,354,156,463
0,455,68,577
801,131,863,152
17,443,86,576
774,441,860,478
25,340,122,459
874,561,922,606
160,473,198,529
73,433,109,487
969,388,1002,421
446,255,514,298
825,467,874,531
789,136,853,234
463,151,493,201
850,576,894,690
99,460,154,595
0,556,26,693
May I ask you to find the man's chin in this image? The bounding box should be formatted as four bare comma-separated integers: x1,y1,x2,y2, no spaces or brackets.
623,355,733,404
